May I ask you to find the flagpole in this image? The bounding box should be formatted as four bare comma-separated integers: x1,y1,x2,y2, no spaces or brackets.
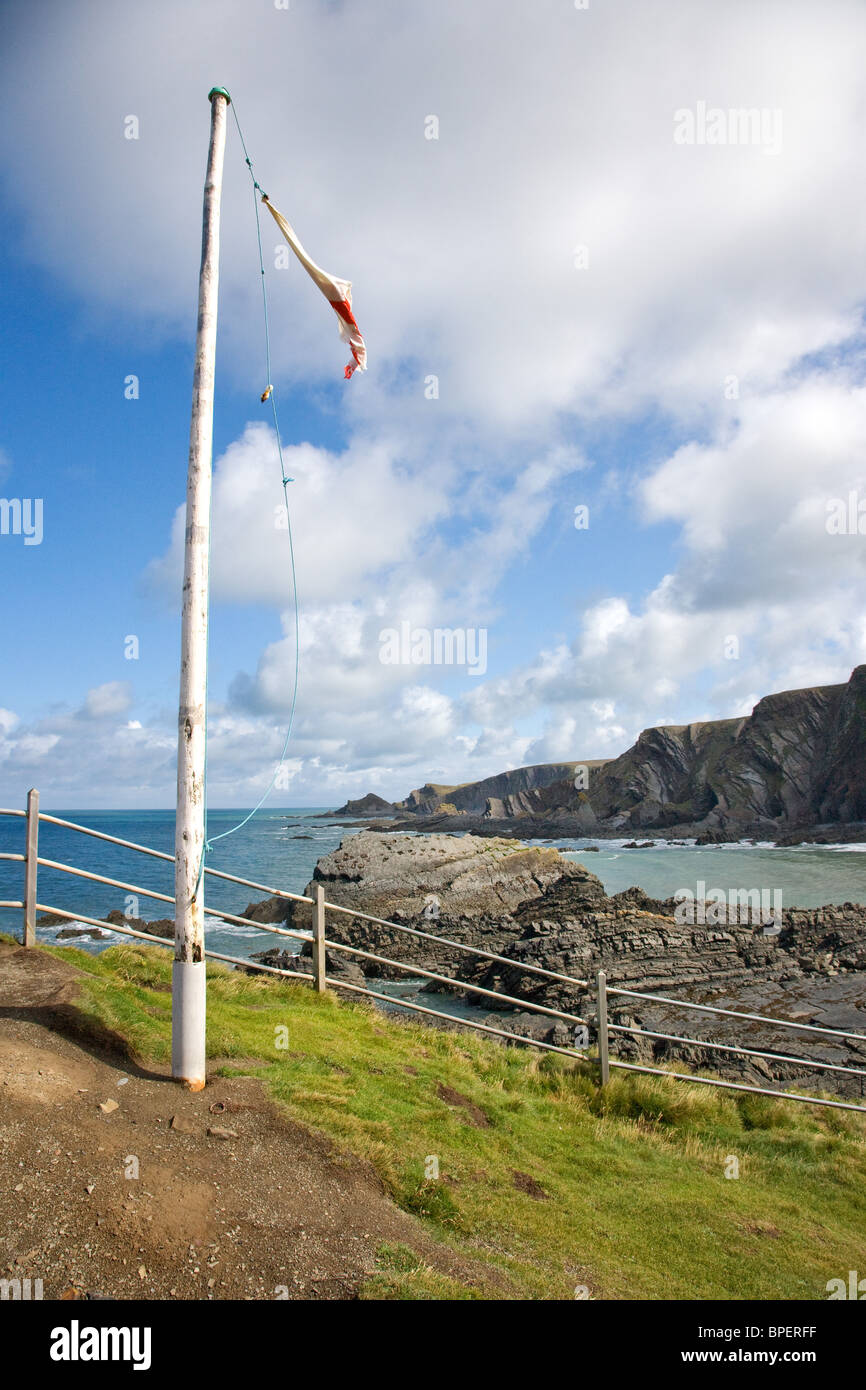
172,86,230,1089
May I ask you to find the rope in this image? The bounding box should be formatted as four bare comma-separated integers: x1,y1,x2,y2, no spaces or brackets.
193,94,301,897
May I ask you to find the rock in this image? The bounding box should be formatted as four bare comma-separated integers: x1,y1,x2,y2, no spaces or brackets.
306,831,605,920
323,793,396,818
249,944,365,986
383,665,866,841
104,909,173,940
207,1126,238,1140
297,830,866,1099
774,830,841,847
170,1114,196,1134
98,1100,119,1115
395,764,585,818
241,896,292,925
294,832,607,979
250,946,297,970
56,926,108,940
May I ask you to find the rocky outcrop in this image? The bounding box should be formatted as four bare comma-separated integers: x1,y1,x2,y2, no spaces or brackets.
286,832,607,978
385,666,866,839
288,833,866,987
582,718,744,829
104,909,174,940
395,763,585,818
241,896,292,924
322,793,396,818
267,832,866,1098
54,925,109,941
250,944,366,986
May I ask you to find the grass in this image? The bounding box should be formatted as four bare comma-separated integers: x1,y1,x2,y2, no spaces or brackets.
40,938,866,1300
359,1243,482,1300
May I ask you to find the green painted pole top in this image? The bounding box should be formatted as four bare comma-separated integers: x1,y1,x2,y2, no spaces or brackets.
208,87,231,104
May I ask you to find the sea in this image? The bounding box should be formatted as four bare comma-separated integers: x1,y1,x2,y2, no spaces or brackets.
2,808,866,1020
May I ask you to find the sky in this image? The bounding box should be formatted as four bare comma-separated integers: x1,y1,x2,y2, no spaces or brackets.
1,0,866,809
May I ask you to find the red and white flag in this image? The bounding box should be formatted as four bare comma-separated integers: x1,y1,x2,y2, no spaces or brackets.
263,195,367,379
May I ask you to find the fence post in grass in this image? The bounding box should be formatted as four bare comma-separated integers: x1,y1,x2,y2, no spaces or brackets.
596,968,610,1086
23,787,39,948
312,882,327,993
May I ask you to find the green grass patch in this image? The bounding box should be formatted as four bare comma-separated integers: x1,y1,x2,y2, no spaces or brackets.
48,940,866,1301
359,1243,480,1300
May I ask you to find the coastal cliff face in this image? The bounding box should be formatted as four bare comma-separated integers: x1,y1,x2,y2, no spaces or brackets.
383,665,866,838
815,664,866,822
394,763,584,818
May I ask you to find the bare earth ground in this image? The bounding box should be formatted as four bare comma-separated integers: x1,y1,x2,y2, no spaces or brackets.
0,941,489,1300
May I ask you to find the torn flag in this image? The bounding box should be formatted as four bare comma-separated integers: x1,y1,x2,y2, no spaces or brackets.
262,196,367,379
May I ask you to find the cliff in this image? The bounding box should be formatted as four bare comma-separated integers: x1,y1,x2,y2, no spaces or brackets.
385,666,866,838
394,762,585,817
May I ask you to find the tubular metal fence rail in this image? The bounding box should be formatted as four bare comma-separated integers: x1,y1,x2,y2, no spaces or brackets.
2,792,866,1114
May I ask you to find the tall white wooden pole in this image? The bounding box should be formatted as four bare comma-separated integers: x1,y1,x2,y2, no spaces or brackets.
172,87,230,1089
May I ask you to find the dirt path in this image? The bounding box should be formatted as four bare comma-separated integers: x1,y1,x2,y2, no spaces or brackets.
0,941,485,1300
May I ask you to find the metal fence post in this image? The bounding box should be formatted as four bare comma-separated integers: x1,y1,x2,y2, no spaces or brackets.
23,788,39,947
312,882,327,993
596,968,610,1086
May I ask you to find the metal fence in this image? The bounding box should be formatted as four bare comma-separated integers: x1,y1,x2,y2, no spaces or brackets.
2,790,866,1114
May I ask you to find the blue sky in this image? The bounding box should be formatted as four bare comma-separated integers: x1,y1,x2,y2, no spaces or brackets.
1,0,866,808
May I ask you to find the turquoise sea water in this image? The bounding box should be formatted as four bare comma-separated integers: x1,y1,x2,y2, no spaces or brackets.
2,809,866,964
551,836,866,908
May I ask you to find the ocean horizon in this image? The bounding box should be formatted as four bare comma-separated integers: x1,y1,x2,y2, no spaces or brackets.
3,807,866,967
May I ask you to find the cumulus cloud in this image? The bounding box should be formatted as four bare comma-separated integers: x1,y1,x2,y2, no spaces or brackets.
0,709,19,737
148,424,451,607
0,688,175,807
4,1,866,804
81,682,134,721
149,421,582,748
641,376,866,608
3,0,866,430
462,371,866,756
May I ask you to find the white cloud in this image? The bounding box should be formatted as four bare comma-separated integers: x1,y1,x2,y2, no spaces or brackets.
4,2,866,804
641,376,866,608
148,424,451,607
81,682,134,721
0,690,172,804
3,1,866,430
0,709,19,736
460,370,866,756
